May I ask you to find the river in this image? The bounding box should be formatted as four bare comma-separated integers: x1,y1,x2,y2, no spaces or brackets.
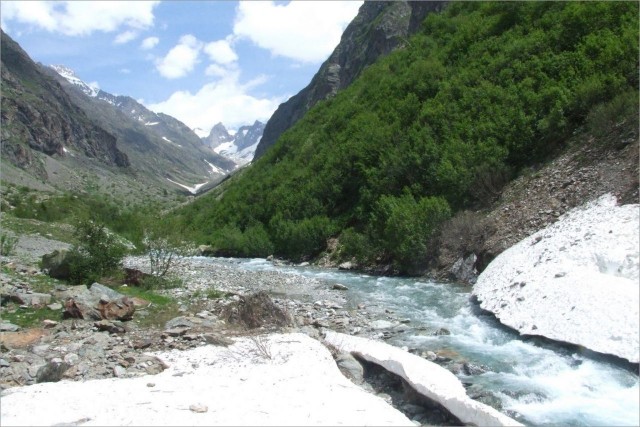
208,257,639,427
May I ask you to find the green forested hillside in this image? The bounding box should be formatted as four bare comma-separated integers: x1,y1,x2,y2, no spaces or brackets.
169,2,638,272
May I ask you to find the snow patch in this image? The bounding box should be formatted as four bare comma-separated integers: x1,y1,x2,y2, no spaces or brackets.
324,331,521,426
162,137,173,143
144,121,159,126
0,334,411,426
474,194,640,363
204,159,225,175
166,178,208,195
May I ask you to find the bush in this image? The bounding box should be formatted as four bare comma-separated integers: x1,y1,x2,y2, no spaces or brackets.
586,91,639,141
68,219,127,285
0,233,18,256
372,194,451,273
338,228,377,265
271,216,337,262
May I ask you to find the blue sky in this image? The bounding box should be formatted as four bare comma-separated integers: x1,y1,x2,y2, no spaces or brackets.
1,1,362,135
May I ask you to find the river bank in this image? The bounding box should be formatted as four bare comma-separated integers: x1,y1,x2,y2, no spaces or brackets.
1,245,501,426
1,229,638,425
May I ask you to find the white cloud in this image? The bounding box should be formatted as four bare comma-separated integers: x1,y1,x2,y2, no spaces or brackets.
0,1,159,36
114,30,137,44
205,64,229,78
140,36,159,50
155,34,202,79
204,38,238,65
148,71,283,132
233,1,362,63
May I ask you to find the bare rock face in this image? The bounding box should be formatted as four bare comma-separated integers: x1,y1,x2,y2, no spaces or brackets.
254,1,448,159
0,29,129,180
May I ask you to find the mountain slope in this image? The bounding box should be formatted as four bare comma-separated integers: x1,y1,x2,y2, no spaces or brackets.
1,30,129,181
203,121,265,166
169,1,638,272
44,66,236,193
253,1,447,159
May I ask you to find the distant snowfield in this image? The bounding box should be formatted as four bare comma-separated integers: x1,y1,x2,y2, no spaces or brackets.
474,194,640,363
166,178,208,195
214,140,259,166
0,333,412,426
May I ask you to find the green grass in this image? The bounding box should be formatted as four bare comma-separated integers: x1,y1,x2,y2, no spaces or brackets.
0,214,77,245
116,285,173,305
1,306,62,328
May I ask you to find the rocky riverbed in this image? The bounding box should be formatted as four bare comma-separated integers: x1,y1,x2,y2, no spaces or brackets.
0,248,485,426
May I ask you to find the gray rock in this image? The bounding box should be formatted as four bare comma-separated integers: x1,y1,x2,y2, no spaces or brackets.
47,302,63,311
165,316,195,329
113,366,127,378
335,352,364,384
63,353,79,365
41,249,71,279
36,360,70,383
370,320,395,330
434,327,451,336
0,322,20,332
338,262,354,270
10,292,52,307
449,253,478,285
332,283,348,291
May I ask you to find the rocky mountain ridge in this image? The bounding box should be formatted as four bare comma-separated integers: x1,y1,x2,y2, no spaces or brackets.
203,121,265,166
1,30,129,181
45,64,237,190
253,1,447,159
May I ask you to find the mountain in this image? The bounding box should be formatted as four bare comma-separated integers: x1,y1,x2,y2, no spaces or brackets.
43,64,237,193
202,121,265,166
170,1,638,274
1,30,129,182
253,1,447,159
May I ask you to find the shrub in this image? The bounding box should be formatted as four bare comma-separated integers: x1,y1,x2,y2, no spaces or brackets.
338,228,377,265
0,233,18,256
586,91,639,142
68,219,127,285
271,216,337,262
372,194,451,273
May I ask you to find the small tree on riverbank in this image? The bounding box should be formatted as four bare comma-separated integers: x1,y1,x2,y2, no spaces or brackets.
68,219,127,285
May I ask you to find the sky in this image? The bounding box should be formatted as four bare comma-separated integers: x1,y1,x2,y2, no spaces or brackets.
0,1,363,136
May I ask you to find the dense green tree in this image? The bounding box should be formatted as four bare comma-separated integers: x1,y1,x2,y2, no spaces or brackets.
170,1,638,274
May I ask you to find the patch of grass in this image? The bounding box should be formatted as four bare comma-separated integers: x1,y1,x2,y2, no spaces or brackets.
0,215,77,245
116,285,173,306
1,306,61,328
193,287,227,300
138,275,184,291
116,285,181,328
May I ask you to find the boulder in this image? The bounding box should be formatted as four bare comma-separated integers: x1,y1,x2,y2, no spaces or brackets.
97,298,135,321
61,283,134,321
41,249,72,279
123,268,150,286
36,360,70,383
0,322,20,332
338,261,354,270
197,245,215,256
449,253,478,285
335,352,364,384
7,292,52,307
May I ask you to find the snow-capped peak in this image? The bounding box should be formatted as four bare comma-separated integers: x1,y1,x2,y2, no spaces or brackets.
50,64,100,97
